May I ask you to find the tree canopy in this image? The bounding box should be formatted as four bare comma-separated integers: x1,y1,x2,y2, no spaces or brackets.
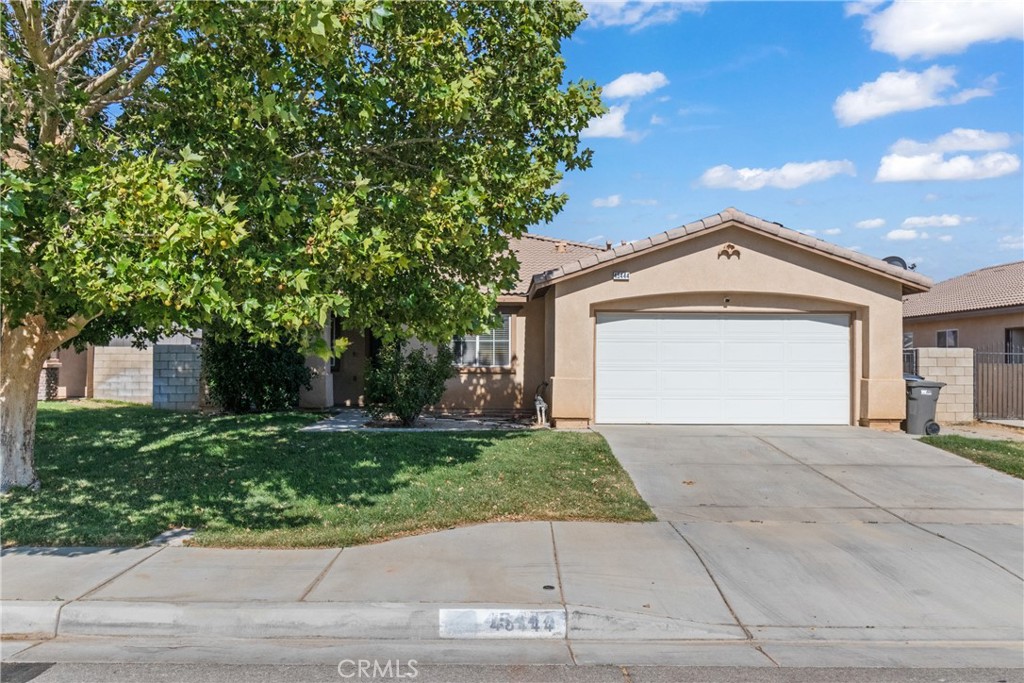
0,0,603,491
2,0,601,348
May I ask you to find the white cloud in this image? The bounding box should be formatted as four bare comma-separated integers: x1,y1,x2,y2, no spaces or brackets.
603,71,670,99
857,0,1024,60
582,104,631,139
844,1,883,17
833,66,994,126
876,151,1021,182
631,198,659,206
885,228,926,241
937,235,954,242
582,1,706,32
649,114,666,125
823,228,842,236
592,194,622,208
890,128,1016,155
697,159,856,191
998,233,1024,251
902,214,974,228
924,193,940,202
855,218,886,229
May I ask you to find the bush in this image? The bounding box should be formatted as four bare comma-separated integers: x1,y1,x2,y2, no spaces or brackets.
202,333,312,413
365,341,455,426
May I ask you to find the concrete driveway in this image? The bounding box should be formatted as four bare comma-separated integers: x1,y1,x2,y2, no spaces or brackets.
597,425,1024,650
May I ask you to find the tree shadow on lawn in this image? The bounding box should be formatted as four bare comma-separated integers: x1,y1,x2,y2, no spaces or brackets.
2,403,523,547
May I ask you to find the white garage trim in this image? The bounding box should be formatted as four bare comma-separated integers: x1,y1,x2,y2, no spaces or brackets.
595,313,851,425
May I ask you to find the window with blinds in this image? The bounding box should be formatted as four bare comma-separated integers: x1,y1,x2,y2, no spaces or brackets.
454,314,511,368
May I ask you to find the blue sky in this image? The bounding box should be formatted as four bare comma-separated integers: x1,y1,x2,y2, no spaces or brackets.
544,0,1023,281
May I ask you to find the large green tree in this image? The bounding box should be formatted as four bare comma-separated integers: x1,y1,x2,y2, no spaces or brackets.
0,0,601,491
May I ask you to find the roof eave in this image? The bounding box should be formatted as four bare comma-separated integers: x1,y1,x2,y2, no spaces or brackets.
526,209,932,295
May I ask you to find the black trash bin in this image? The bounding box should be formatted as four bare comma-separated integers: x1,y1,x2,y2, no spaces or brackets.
905,379,945,435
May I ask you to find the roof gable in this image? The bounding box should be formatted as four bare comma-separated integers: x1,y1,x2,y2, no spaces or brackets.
525,208,932,297
903,260,1024,318
505,233,603,297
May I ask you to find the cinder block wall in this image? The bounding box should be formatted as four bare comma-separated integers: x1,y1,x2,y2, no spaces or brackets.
92,346,153,403
153,344,201,411
915,348,974,424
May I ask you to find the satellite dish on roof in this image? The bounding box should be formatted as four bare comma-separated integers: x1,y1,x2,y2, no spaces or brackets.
883,255,908,270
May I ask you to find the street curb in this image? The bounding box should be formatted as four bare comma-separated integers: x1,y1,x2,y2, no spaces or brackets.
568,605,746,640
0,601,62,638
4,601,750,642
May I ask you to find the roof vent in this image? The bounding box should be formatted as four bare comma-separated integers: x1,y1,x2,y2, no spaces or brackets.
555,241,567,254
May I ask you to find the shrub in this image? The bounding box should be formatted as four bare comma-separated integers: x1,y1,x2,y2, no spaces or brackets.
365,341,455,426
202,333,312,413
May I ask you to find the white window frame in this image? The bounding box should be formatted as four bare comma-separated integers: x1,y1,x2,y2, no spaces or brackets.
936,329,958,348
454,313,511,368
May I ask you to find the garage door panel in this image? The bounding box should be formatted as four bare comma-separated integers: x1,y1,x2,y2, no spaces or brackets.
598,340,659,366
596,313,850,425
599,315,660,337
660,369,722,393
787,370,848,393
724,341,786,364
786,341,848,364
658,341,721,364
783,399,850,423
784,315,849,335
727,398,788,423
723,369,785,393
599,369,658,393
660,316,722,337
597,398,660,423
657,399,723,423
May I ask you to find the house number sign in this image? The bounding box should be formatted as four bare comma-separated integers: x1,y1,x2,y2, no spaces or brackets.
612,271,630,281
439,608,566,638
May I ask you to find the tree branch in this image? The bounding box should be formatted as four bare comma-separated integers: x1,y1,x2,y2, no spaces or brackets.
76,50,163,121
82,34,149,98
47,0,88,62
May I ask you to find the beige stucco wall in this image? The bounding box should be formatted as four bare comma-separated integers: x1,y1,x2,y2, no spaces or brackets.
915,348,975,423
56,347,88,399
436,304,529,415
904,309,1024,352
543,224,909,428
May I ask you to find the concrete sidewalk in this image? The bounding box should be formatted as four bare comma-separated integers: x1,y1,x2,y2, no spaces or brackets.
3,426,1023,669
2,520,1022,668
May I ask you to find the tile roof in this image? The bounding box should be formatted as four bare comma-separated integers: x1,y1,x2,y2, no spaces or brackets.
903,260,1024,318
525,207,932,297
506,233,604,296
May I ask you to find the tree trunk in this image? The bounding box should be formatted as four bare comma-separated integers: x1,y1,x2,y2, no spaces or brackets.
1,313,91,493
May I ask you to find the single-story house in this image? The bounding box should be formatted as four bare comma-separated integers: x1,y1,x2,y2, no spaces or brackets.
303,208,932,429
903,260,1024,353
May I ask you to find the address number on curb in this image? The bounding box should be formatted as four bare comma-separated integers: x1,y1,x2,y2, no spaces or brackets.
439,609,566,639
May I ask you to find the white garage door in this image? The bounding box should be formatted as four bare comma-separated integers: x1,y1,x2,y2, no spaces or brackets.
595,313,850,424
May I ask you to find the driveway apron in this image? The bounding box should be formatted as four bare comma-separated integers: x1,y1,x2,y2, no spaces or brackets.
595,425,1024,647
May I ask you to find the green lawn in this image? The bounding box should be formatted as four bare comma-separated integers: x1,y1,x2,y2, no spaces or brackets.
921,435,1024,479
1,401,653,548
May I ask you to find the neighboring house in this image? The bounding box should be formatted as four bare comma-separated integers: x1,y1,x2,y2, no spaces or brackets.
39,335,202,410
903,261,1024,353
302,208,931,429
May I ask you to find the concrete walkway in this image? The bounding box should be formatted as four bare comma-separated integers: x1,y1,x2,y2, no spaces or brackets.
2,426,1022,669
